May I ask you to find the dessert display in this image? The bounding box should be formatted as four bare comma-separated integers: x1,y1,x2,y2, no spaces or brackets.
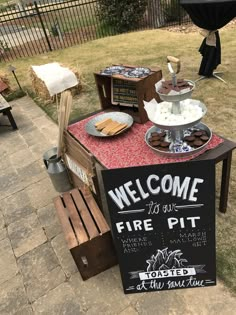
144,56,211,157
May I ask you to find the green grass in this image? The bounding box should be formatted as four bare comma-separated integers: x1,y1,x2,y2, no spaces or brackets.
2,27,236,294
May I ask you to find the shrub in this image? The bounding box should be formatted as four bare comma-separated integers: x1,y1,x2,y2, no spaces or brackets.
161,0,186,23
97,0,148,33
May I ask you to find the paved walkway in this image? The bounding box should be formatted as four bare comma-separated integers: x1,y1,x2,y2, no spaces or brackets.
0,96,236,315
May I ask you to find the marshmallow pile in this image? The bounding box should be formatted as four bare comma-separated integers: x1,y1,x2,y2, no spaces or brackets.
152,99,204,126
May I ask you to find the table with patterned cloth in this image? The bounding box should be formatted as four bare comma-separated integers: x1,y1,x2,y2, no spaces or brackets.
67,112,236,213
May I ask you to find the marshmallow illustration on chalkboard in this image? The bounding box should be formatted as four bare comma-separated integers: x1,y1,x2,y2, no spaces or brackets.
136,248,206,282
146,248,187,271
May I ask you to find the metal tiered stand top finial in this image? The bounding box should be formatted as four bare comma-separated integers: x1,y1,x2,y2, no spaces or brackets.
145,57,211,157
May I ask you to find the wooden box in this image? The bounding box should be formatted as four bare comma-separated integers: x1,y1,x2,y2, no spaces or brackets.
63,130,98,194
94,65,162,124
53,187,117,280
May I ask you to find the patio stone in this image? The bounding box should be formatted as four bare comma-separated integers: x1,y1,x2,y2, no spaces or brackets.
134,290,187,315
16,160,46,184
2,136,28,156
23,128,48,147
0,167,19,192
18,242,65,302
51,233,78,277
9,147,38,169
0,167,27,201
30,140,56,161
69,269,130,315
14,305,34,315
0,238,18,285
33,115,57,132
40,125,58,141
25,177,58,209
0,152,11,169
1,189,35,225
0,227,7,241
0,275,29,315
18,124,38,136
0,210,5,229
32,282,83,315
24,107,46,120
7,213,47,257
118,306,139,315
37,203,62,239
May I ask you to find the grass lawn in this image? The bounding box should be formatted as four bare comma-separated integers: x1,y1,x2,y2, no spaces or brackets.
2,26,236,294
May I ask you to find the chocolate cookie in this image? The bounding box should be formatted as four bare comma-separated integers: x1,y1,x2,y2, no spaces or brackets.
193,140,203,147
151,141,161,147
200,135,209,141
151,135,161,141
184,136,195,142
160,141,170,148
193,131,204,137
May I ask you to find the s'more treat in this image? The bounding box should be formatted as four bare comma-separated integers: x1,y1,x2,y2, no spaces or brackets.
102,121,121,135
95,118,113,131
108,123,127,135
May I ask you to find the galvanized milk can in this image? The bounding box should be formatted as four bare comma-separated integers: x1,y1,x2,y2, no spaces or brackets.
43,147,73,192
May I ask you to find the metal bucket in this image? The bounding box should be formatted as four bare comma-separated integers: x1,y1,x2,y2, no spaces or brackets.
43,147,73,192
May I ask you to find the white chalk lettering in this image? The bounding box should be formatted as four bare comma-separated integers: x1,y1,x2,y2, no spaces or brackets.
161,175,173,193
167,216,200,229
136,179,150,199
189,178,204,201
172,176,191,200
108,175,204,209
115,219,153,233
139,268,196,280
146,175,160,194
124,181,141,203
108,186,130,209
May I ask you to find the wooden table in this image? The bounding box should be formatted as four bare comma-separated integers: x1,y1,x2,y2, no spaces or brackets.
194,137,236,213
0,94,18,130
65,113,236,217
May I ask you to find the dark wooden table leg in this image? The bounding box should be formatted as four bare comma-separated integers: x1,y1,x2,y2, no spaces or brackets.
219,151,232,213
5,109,18,130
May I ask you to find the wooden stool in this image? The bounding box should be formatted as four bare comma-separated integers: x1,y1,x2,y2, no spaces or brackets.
53,187,117,280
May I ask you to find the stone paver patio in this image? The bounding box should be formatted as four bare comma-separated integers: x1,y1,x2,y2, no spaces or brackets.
0,96,236,314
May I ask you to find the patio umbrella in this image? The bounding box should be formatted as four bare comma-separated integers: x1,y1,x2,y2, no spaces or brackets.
180,0,236,77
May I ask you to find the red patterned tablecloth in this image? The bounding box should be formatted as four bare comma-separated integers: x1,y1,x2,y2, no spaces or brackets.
68,113,224,169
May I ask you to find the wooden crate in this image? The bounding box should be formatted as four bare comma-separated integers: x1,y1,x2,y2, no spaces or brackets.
63,130,99,195
94,65,162,124
54,187,117,280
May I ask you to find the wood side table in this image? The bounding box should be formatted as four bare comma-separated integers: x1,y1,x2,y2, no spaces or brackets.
0,94,18,130
195,137,236,213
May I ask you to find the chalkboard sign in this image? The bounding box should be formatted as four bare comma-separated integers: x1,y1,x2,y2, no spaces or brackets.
102,160,216,294
111,78,138,107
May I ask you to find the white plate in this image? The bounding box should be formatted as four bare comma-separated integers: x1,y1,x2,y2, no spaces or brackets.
85,112,134,137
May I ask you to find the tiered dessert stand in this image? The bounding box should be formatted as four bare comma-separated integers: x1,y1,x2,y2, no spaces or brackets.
145,57,211,157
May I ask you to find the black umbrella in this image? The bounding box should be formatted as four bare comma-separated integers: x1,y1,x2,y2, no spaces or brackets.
180,0,236,80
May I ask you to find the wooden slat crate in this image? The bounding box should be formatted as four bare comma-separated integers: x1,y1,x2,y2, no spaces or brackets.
53,187,117,280
94,65,162,124
63,130,100,196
